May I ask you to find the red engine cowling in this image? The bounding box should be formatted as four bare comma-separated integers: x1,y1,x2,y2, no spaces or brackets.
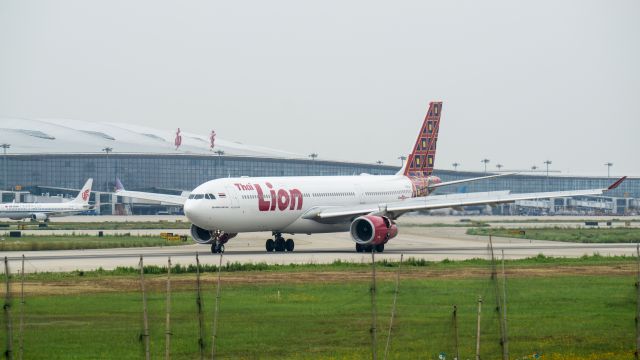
349,215,398,245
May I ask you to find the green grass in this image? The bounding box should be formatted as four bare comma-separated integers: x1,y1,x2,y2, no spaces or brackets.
0,264,636,359
0,234,187,251
0,221,190,231
468,226,640,243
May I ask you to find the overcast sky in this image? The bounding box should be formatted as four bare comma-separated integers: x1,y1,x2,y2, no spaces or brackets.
1,0,638,176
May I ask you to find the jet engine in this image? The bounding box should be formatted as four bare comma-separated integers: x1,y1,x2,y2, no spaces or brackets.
30,213,48,222
349,215,398,245
189,224,237,245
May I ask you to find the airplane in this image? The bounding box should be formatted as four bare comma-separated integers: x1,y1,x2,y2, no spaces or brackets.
0,179,94,222
115,102,627,254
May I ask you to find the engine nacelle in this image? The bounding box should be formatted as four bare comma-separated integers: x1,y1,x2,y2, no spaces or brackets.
190,224,214,244
349,215,398,245
189,224,237,245
31,213,48,222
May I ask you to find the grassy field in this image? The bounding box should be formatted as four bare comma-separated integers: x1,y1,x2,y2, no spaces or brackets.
468,226,640,243
0,221,191,231
0,234,187,251
0,257,637,359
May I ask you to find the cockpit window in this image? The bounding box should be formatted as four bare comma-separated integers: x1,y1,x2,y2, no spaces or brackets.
193,194,204,200
205,193,216,200
188,194,195,199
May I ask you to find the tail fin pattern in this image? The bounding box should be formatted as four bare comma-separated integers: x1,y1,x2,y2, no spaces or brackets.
403,101,442,178
72,178,93,204
115,178,125,192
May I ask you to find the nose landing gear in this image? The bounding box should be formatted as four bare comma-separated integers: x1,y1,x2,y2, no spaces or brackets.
208,231,236,254
211,242,225,254
266,233,295,252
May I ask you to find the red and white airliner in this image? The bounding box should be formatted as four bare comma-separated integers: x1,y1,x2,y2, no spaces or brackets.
0,179,93,222
116,102,626,253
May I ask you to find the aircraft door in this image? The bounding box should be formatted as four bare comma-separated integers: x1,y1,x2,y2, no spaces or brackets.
224,185,240,208
355,184,365,204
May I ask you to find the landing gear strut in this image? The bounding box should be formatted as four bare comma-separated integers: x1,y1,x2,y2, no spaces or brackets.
211,242,225,254
265,233,295,252
355,243,385,253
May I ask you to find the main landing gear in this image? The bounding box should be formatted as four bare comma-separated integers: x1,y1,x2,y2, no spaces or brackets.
265,233,294,252
355,243,385,253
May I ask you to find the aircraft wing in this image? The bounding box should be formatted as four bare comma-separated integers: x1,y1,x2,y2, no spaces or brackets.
115,189,187,206
308,176,627,221
429,172,517,189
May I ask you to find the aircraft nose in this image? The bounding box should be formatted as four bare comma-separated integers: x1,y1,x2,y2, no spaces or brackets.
184,199,196,220
184,199,207,227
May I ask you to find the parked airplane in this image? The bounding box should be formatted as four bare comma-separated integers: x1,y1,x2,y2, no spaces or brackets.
115,102,626,253
0,179,94,221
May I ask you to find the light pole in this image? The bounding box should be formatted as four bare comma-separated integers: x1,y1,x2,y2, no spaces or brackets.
308,153,318,161
1,143,10,191
544,160,552,177
496,164,503,172
604,162,613,178
102,147,113,191
398,156,407,167
481,159,490,173
452,162,460,171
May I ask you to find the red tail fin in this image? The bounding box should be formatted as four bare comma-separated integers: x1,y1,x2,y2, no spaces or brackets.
403,101,442,177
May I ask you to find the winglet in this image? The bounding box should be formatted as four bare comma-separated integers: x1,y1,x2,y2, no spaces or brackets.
607,176,627,190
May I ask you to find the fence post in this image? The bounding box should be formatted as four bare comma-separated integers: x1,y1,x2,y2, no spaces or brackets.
139,256,150,360
195,253,205,360
4,257,13,360
383,254,403,360
211,252,223,359
488,236,507,359
501,250,509,359
370,250,377,360
475,296,482,360
453,305,459,360
165,257,172,360
18,255,24,360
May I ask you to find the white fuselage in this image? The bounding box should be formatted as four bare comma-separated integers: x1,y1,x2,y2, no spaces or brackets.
184,175,417,234
0,201,90,220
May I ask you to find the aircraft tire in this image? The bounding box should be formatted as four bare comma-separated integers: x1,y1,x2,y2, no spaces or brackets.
375,244,385,253
266,239,275,252
355,243,363,253
275,238,286,252
285,239,294,252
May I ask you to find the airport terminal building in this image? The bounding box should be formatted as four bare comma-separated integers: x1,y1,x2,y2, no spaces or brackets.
0,118,638,215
